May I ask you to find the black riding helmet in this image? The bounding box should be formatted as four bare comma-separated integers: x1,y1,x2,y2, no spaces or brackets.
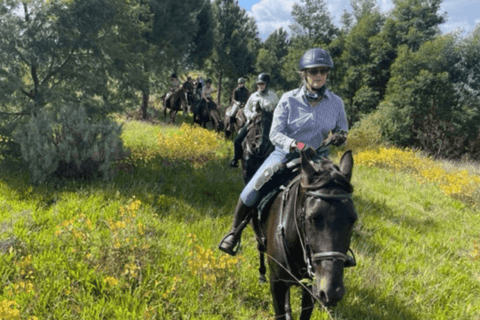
256,73,270,94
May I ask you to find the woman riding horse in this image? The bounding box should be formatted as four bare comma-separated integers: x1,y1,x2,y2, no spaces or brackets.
225,77,250,139
219,48,349,256
229,73,279,168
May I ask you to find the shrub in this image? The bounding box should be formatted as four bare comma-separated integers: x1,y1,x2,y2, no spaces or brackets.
157,123,223,166
347,110,384,152
16,103,129,184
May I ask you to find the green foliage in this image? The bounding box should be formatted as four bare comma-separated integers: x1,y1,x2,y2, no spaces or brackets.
209,0,260,105
256,28,290,91
390,0,445,51
337,12,385,125
290,0,339,44
369,100,413,146
0,0,126,138
383,36,466,152
15,103,129,184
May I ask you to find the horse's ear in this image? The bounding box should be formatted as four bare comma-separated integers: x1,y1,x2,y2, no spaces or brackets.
300,147,317,184
339,150,354,182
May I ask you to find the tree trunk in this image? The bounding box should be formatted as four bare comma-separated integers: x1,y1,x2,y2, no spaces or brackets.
217,71,222,107
141,89,149,119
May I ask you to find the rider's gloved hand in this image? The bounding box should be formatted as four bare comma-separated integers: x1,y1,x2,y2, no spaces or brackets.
330,130,348,147
290,141,306,153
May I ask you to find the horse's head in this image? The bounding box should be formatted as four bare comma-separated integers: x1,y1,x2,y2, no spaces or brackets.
245,109,273,158
299,148,357,307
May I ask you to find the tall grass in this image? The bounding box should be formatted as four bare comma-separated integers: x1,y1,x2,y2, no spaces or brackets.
1,118,479,319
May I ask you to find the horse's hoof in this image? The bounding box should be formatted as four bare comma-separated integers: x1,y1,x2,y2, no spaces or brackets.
258,275,267,284
230,159,238,168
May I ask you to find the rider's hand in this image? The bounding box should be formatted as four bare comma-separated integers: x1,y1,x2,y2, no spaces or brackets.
330,131,348,147
290,141,305,153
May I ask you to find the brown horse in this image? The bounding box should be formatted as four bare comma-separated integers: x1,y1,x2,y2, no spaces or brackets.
193,98,224,132
248,146,357,319
163,86,189,124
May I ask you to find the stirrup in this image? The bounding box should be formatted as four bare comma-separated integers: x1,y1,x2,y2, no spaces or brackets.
218,233,241,256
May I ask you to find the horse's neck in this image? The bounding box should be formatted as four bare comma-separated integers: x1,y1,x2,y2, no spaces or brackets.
278,178,304,243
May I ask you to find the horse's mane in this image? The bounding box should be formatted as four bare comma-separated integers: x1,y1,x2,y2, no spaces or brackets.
301,158,354,194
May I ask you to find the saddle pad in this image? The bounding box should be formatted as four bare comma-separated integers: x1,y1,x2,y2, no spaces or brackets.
257,171,301,221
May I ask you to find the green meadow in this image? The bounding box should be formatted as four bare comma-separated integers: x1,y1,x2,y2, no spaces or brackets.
1,114,479,319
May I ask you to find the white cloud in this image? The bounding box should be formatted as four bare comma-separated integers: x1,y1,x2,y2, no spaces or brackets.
249,0,297,40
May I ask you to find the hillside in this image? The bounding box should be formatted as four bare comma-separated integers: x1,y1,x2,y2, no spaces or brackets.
1,118,479,319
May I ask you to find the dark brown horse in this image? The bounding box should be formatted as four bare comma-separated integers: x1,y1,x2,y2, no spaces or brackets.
193,98,224,132
241,103,274,184
163,86,189,124
249,147,357,319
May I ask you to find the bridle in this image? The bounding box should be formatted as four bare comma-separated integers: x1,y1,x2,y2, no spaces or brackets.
245,112,272,158
278,174,357,280
302,189,357,279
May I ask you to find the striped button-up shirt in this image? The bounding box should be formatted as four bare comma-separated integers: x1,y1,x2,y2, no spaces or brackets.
270,86,348,153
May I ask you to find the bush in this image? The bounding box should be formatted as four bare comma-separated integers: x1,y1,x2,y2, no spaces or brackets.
16,103,130,184
346,109,386,152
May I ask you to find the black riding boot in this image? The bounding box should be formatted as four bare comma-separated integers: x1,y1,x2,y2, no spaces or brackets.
218,199,254,256
230,126,247,167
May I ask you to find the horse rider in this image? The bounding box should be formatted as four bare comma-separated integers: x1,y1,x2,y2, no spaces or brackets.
183,76,194,92
229,73,279,168
165,73,180,103
227,77,250,126
201,78,217,103
219,48,349,256
194,78,217,120
232,77,250,106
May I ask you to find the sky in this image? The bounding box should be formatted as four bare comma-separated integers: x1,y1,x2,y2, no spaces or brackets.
237,0,480,41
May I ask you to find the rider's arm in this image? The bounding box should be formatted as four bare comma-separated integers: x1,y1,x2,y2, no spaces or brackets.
243,95,256,122
269,95,296,153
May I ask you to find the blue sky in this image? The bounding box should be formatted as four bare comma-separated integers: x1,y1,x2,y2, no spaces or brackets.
237,0,480,41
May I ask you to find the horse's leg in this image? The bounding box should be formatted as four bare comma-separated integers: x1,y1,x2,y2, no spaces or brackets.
251,216,267,283
300,285,315,320
258,252,267,283
270,280,292,320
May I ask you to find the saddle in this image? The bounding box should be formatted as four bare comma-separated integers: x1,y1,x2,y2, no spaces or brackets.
255,156,303,221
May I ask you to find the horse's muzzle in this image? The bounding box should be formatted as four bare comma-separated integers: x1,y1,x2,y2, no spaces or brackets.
314,274,345,307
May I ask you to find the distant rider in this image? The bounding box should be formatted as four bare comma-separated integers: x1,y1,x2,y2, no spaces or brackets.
165,73,180,104
227,77,250,128
229,73,279,168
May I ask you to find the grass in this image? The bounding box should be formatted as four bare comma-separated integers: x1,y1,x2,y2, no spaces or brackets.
1,117,480,319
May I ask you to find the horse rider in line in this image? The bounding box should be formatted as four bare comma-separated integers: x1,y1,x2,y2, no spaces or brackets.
165,73,180,101
193,78,217,121
227,77,250,127
219,48,349,256
201,78,217,104
229,73,279,168
183,76,194,92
